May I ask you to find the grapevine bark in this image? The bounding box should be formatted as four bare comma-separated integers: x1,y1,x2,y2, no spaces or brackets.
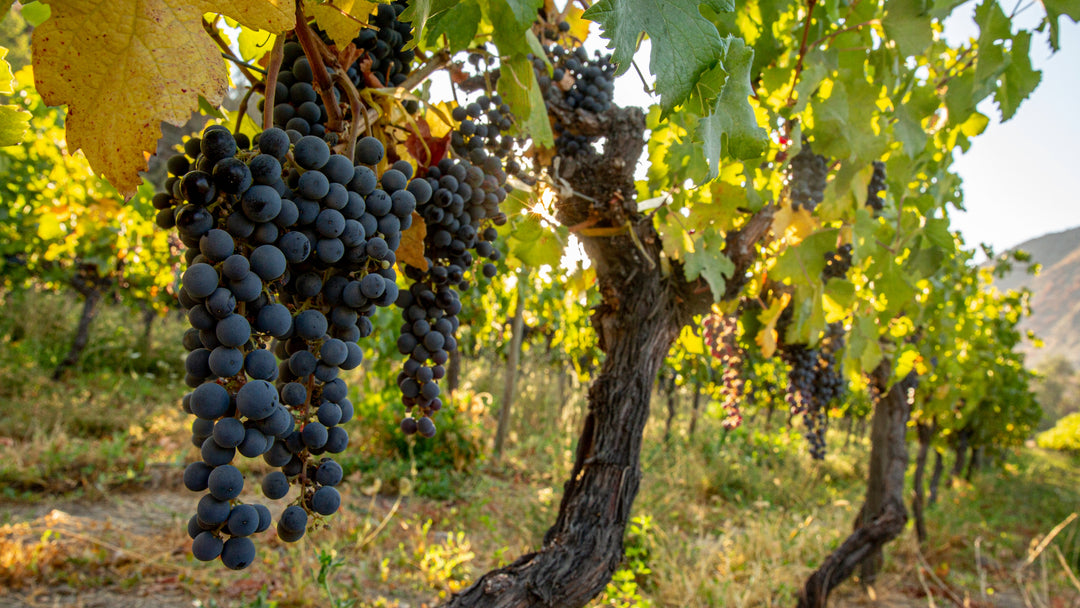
912,421,935,544
440,99,729,607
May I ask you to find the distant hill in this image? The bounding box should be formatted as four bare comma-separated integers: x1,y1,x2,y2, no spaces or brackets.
990,226,1080,368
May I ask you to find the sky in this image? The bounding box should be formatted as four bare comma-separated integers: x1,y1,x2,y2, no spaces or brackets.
942,7,1080,256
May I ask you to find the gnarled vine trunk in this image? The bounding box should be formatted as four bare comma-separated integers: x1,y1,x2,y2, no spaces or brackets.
441,104,682,608
912,421,935,544
441,79,775,608
687,381,703,439
52,272,109,381
928,449,945,506
799,362,918,607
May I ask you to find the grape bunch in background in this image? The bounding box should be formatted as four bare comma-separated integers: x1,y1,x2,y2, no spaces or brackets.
822,244,853,281
157,122,430,569
703,313,745,430
779,323,847,460
866,160,886,212
788,143,829,212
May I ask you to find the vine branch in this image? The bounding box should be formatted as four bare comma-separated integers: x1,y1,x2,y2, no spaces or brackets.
264,35,285,132
293,5,344,133
397,49,452,92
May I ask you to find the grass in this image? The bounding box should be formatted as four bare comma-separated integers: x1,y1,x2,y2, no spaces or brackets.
1,289,1079,607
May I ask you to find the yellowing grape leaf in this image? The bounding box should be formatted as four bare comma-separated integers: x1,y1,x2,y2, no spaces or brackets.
398,212,428,270
236,25,275,62
32,0,292,198
305,0,381,50
0,48,29,145
755,292,790,358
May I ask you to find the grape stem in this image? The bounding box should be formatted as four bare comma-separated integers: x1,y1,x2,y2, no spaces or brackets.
202,17,264,87
330,70,367,160
264,35,285,132
219,52,268,75
234,86,257,136
293,5,345,133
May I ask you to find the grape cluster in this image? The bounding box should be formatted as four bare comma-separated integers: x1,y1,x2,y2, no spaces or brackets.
157,124,430,568
395,155,509,435
540,19,572,41
821,244,853,281
788,144,829,212
264,2,416,141
532,44,616,157
866,160,886,212
263,40,337,140
542,45,615,114
449,96,516,167
779,323,846,459
703,313,744,430
351,1,416,88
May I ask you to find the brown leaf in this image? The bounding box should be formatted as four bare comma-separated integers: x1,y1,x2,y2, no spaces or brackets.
404,116,450,167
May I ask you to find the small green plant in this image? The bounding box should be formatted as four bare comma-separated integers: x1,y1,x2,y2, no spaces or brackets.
314,550,356,608
594,515,655,607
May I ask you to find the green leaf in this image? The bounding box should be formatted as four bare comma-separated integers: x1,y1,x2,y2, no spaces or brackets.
0,47,13,94
682,230,734,302
0,104,30,146
20,2,51,26
696,37,767,179
401,0,455,49
772,229,839,284
995,31,1041,121
0,50,27,145
512,229,564,267
497,54,554,147
424,0,481,51
882,0,932,57
484,0,542,56
892,103,928,157
197,95,227,120
1043,0,1080,50
583,0,735,112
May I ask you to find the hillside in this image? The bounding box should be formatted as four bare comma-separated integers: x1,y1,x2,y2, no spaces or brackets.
990,226,1080,367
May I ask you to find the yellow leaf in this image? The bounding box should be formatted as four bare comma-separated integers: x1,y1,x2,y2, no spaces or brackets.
563,6,590,42
770,204,815,244
755,292,790,358
397,212,428,271
425,101,455,138
678,325,704,355
36,210,64,241
237,25,275,62
31,0,292,198
306,0,382,50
